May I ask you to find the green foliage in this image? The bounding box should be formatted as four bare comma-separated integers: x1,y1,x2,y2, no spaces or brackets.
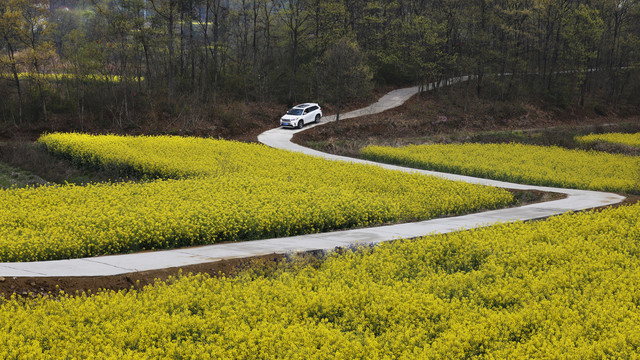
0,0,56,123
0,162,47,188
320,37,372,110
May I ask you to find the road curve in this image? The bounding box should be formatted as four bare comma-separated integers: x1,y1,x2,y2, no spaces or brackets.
0,79,625,277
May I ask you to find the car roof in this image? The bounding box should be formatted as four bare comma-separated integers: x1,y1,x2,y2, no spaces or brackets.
292,103,319,109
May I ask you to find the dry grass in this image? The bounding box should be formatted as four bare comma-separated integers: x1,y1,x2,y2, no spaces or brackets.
296,86,640,157
0,161,48,188
0,142,138,185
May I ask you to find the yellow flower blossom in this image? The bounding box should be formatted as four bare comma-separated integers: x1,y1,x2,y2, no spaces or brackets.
361,142,640,193
576,132,640,148
0,133,513,262
1,204,640,358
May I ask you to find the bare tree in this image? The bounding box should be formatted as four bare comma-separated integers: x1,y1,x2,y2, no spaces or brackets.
277,0,310,107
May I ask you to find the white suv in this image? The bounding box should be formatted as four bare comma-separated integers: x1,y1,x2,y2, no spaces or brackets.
280,103,322,129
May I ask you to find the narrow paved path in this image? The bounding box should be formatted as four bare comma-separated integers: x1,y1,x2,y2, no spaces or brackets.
0,79,625,277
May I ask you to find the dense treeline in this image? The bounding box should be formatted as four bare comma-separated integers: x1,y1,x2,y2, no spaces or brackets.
1,0,639,128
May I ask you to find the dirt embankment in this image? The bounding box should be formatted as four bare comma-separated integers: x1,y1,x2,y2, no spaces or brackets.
294,90,640,157
0,253,286,300
0,86,392,145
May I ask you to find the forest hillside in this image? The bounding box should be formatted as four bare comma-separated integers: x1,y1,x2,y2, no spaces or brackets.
1,0,639,138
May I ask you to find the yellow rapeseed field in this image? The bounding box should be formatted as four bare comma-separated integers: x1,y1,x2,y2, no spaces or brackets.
1,72,143,83
2,203,640,358
576,132,640,148
361,142,640,193
0,133,514,262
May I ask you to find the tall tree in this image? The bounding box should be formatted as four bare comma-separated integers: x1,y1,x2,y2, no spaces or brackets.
150,0,178,99
20,0,55,122
0,0,26,124
321,37,371,124
277,0,310,106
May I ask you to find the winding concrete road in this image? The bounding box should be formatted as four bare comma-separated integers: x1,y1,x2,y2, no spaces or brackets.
0,79,625,277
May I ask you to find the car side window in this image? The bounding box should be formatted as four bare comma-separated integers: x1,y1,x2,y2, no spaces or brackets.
309,106,317,112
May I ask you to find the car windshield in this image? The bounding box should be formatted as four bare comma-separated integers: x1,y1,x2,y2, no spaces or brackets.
287,108,304,115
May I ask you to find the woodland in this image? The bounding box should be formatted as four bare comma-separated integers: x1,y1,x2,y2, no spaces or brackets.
1,0,639,135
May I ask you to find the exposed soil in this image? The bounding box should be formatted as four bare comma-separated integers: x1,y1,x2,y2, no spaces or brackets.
0,253,286,300
0,103,282,144
0,141,139,186
294,87,640,157
0,86,391,145
0,161,48,188
589,194,640,212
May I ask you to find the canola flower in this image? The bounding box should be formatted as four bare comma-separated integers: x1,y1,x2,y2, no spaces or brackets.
361,142,640,193
1,203,640,358
0,133,513,262
1,72,143,83
576,132,640,148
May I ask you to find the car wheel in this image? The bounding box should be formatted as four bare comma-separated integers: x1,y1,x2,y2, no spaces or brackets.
297,120,304,129
315,114,321,123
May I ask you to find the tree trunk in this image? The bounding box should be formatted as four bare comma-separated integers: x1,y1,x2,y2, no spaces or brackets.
168,0,175,99
190,5,195,88
6,43,23,125
288,30,298,107
180,9,185,76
